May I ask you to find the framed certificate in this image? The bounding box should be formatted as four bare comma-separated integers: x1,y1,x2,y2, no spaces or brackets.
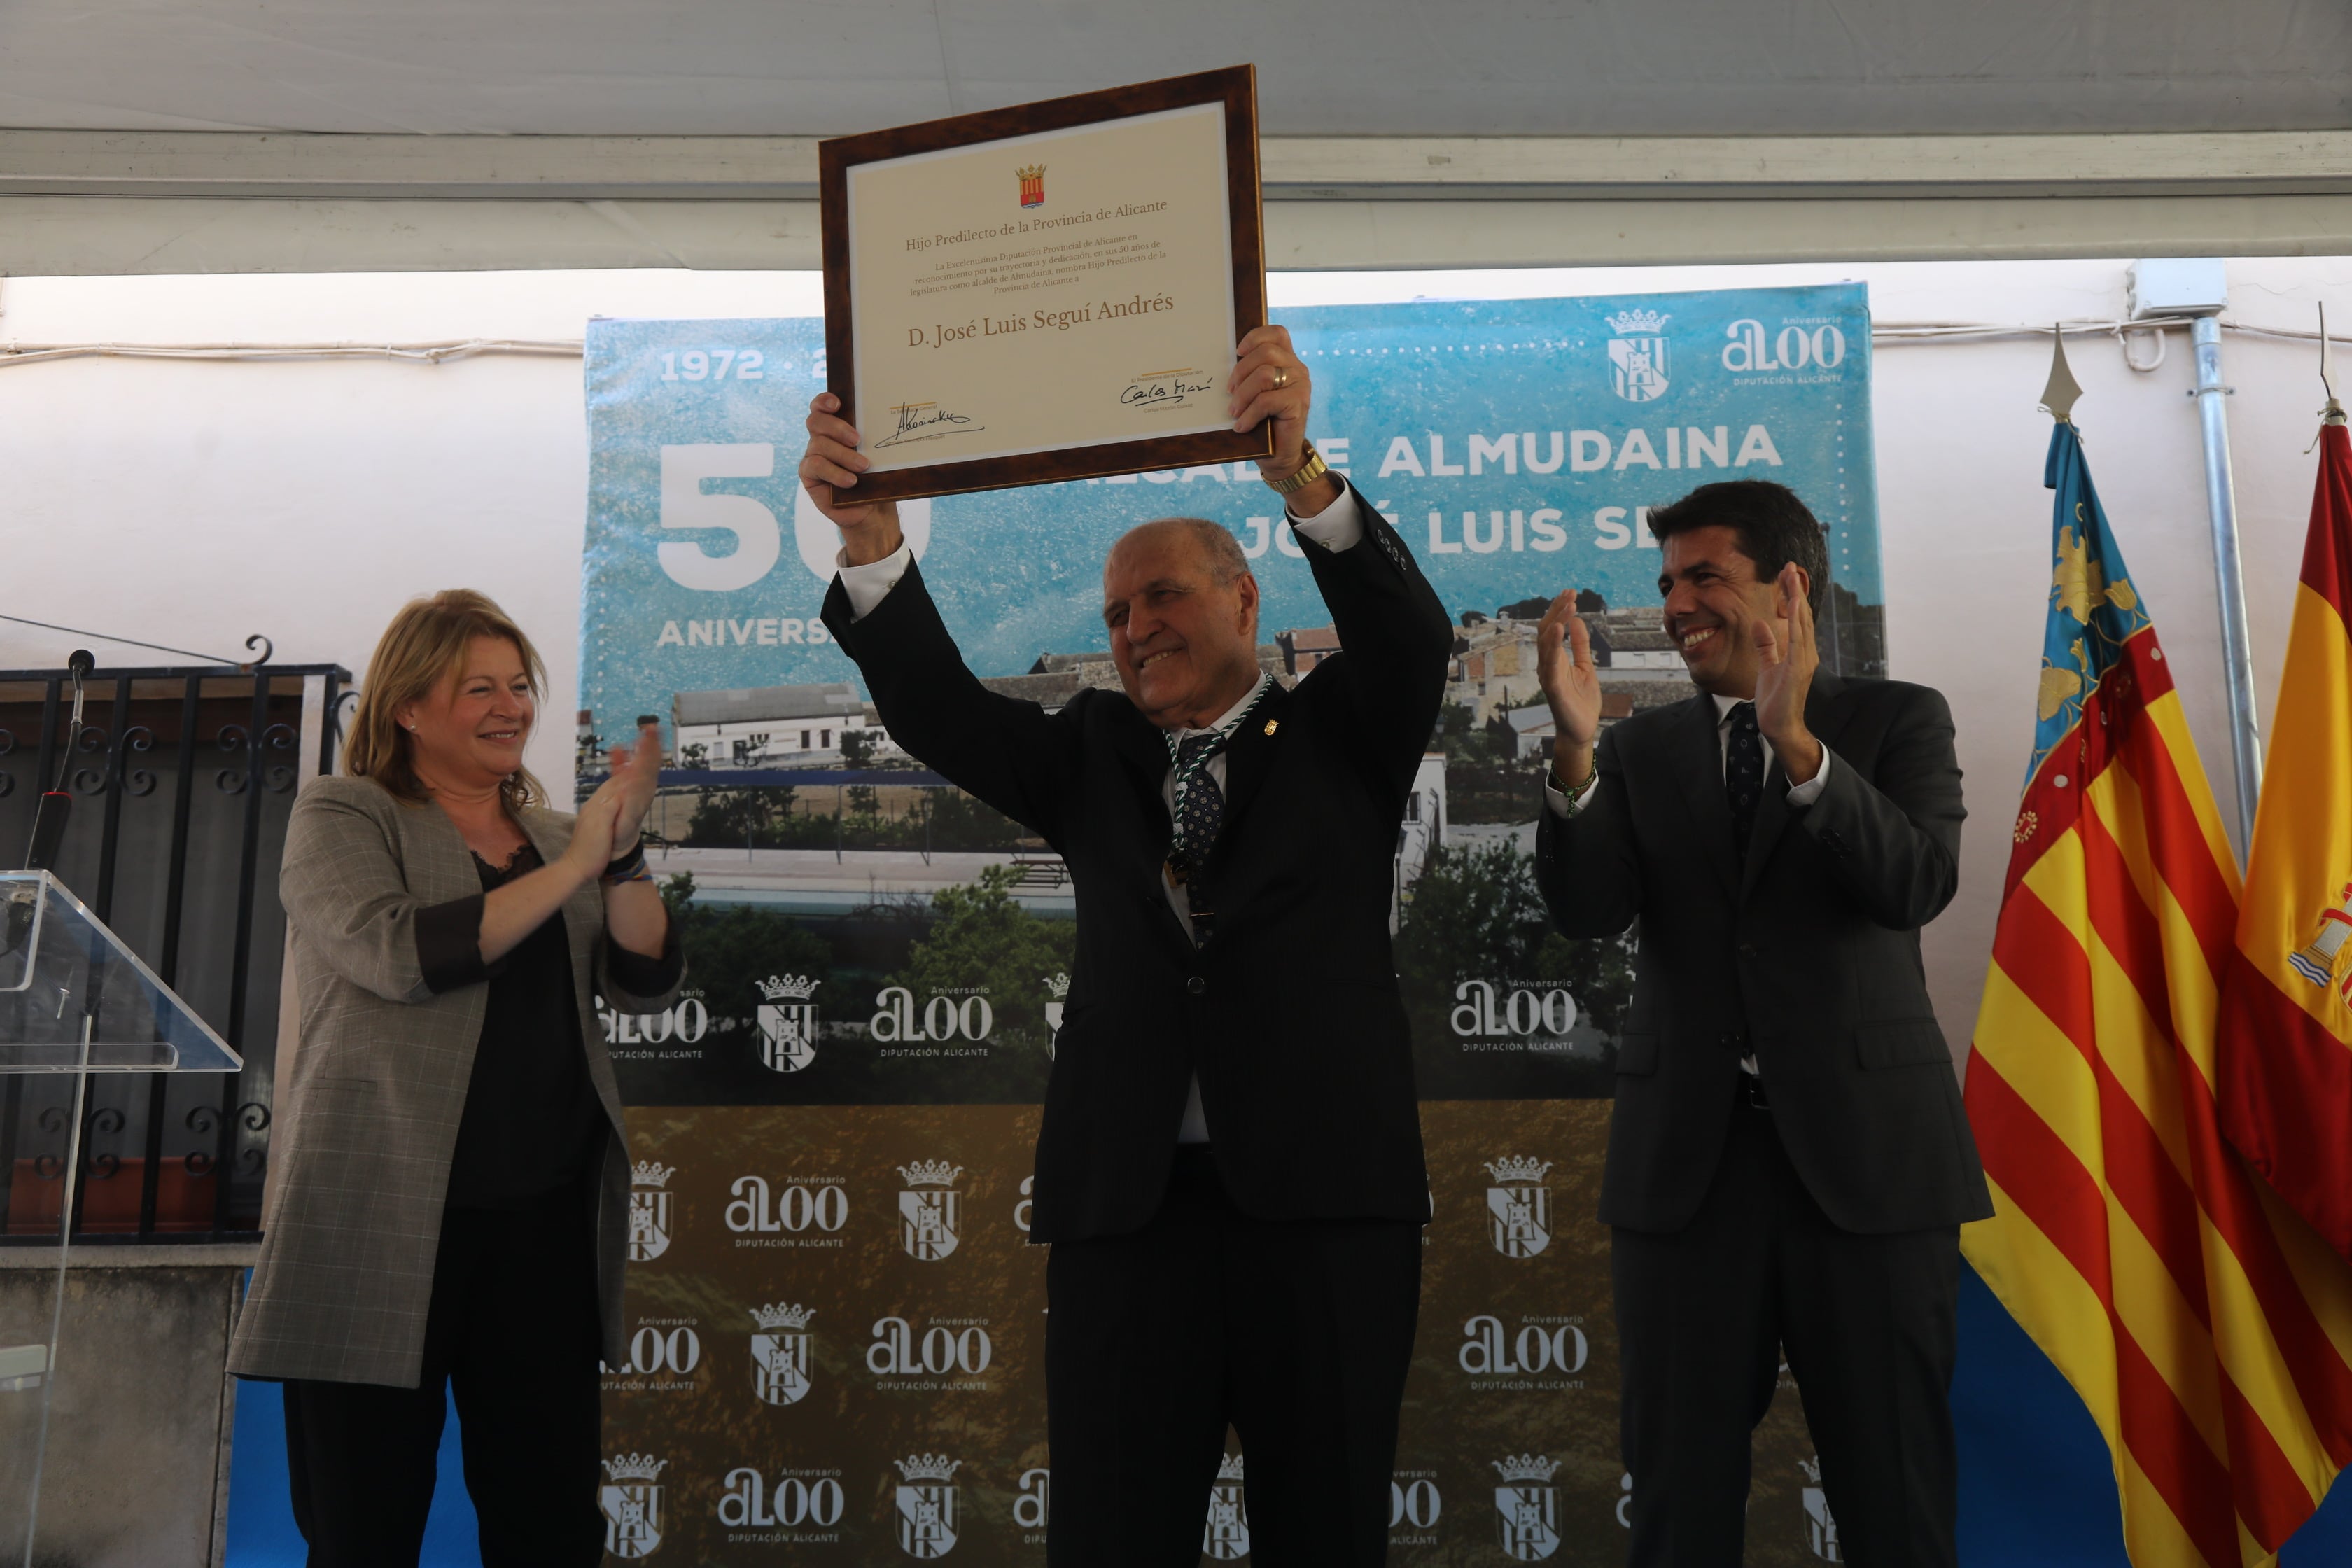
819,65,1271,503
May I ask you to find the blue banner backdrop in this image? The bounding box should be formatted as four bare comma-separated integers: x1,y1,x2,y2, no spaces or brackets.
573,286,1883,1567
582,286,1879,734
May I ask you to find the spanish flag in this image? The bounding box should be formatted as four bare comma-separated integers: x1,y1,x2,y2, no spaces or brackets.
2218,413,2352,1256
1963,419,2352,1566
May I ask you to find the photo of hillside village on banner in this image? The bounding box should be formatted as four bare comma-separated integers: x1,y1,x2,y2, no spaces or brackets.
575,286,1882,1566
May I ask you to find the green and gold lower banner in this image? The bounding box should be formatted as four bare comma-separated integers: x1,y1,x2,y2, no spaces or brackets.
603,1098,1828,1566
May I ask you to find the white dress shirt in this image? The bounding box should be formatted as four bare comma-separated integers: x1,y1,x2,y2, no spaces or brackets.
837,484,1368,1142
1541,691,1831,1076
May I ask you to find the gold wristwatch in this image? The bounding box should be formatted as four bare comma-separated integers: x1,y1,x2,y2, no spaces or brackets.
1266,440,1330,496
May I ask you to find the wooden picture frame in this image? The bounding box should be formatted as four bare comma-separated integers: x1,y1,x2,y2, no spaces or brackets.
818,64,1270,504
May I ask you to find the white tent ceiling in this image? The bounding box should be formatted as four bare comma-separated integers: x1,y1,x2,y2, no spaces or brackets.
5,0,2347,137
1,1,2348,272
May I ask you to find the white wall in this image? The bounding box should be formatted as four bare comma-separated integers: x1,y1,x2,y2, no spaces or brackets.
4,258,2346,1056
0,269,822,793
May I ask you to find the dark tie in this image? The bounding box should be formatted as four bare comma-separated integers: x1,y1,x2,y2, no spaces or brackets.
1726,701,1764,856
1170,732,1228,943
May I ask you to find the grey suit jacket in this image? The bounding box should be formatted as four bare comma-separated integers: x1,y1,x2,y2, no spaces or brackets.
227,775,679,1387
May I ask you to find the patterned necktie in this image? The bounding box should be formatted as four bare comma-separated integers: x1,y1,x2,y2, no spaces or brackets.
1726,701,1765,856
1169,732,1228,944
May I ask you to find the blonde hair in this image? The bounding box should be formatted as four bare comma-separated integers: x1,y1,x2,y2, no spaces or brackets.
345,589,548,812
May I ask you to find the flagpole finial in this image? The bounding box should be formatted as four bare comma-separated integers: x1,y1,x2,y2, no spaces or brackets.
2041,325,2085,424
2321,302,2346,426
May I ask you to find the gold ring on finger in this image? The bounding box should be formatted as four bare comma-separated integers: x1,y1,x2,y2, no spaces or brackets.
1269,368,1290,389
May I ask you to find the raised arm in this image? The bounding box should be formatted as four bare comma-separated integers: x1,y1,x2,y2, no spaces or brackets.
1294,486,1454,770
800,393,1082,841
1530,588,1639,934
799,392,906,573
820,562,1084,842
1234,326,1451,771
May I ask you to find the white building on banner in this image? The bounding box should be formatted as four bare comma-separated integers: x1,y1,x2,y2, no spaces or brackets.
1505,705,1558,760
671,682,889,768
1394,752,1448,930
1448,615,1544,720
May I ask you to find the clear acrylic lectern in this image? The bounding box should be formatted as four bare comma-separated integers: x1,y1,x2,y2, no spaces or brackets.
0,870,241,1565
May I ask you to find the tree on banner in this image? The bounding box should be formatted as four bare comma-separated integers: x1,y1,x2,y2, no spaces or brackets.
2217,401,2352,1259
1961,403,2352,1567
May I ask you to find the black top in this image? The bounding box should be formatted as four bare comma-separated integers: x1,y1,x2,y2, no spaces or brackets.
413,842,680,1210
820,477,1455,1244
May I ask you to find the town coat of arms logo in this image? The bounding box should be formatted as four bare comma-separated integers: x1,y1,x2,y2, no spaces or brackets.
1016,164,1046,209
757,974,821,1073
895,1453,961,1558
1800,1456,1842,1561
750,1302,813,1406
629,1161,676,1263
1485,1156,1554,1259
898,1161,965,1261
601,1452,668,1558
1203,1452,1251,1560
1043,972,1070,1060
1605,309,1672,402
1492,1453,1562,1562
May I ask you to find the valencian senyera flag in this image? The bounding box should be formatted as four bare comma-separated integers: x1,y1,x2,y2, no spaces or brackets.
2217,414,2352,1259
1962,418,2352,1567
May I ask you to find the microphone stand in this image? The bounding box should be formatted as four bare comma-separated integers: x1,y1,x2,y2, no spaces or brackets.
20,650,93,873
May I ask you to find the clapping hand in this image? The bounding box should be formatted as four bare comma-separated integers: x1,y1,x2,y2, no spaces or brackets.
607,723,663,854
1751,564,1823,784
563,725,660,885
564,784,625,884
592,724,671,958
1536,590,1603,788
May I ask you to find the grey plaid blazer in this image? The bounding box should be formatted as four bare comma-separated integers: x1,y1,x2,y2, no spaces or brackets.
227,775,679,1387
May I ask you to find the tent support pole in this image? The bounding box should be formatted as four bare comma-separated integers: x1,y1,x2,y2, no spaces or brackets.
2190,314,2263,862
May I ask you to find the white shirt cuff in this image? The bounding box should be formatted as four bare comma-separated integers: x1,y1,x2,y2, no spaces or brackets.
836,540,913,622
1545,747,1821,819
1542,766,1594,818
1286,484,1362,552
1784,746,1832,808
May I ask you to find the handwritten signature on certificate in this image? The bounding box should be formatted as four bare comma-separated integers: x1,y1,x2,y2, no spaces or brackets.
873,402,987,449
1119,372,1217,410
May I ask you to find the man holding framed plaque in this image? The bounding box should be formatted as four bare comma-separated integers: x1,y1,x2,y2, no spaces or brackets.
802,74,1450,1550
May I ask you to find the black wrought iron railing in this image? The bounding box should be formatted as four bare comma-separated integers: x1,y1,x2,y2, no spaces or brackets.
0,659,351,1243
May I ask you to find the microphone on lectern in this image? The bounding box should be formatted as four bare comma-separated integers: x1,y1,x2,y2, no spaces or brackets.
20,651,95,872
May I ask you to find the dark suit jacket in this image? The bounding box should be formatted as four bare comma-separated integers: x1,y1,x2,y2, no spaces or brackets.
822,481,1454,1243
1535,673,1994,1236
